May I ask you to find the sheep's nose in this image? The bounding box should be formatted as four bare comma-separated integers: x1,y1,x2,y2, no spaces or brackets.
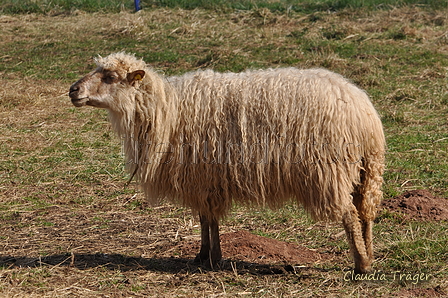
69,84,79,98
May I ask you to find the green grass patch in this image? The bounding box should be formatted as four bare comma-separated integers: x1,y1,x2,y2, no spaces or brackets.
377,220,448,273
1,0,446,15
148,0,447,12
0,0,134,14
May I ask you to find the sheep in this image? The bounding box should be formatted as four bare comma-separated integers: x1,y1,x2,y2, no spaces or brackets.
69,52,385,274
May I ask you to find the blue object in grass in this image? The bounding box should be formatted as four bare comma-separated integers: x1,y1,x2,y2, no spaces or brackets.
134,0,141,12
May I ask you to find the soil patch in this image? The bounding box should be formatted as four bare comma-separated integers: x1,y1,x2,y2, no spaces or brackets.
381,189,448,221
393,286,446,298
180,230,324,266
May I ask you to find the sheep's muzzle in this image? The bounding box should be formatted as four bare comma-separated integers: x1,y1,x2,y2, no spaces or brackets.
69,83,89,107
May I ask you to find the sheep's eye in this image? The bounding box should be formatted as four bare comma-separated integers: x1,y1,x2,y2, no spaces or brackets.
103,74,119,84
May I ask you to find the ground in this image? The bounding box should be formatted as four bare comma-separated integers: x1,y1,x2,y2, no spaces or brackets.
1,188,446,297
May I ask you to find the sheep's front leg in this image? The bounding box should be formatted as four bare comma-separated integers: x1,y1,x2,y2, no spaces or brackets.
209,217,222,265
195,214,210,263
194,214,222,268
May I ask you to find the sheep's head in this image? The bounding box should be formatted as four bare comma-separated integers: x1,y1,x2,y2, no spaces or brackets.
69,52,146,110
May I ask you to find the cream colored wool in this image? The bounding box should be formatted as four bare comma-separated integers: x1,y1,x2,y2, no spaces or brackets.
70,52,385,272
92,53,385,222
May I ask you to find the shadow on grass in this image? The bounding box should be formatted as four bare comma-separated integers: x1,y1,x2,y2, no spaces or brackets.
0,253,327,276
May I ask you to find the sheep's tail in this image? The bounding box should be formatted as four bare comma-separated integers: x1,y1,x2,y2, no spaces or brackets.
353,154,385,221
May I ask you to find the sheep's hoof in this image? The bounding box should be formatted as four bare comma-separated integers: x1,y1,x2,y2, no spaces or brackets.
194,253,208,264
354,264,372,275
194,253,222,270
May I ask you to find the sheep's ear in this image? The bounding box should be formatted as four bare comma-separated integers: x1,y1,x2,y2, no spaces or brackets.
127,70,146,85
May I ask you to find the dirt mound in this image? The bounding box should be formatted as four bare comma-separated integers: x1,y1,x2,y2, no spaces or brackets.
180,230,323,266
221,230,322,265
381,189,448,221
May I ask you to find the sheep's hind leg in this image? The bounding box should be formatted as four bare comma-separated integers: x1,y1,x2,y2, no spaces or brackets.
352,180,374,264
195,214,210,263
342,204,371,274
362,220,373,260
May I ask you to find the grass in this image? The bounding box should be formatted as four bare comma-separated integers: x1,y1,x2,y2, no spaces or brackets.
0,0,448,297
1,0,447,14
0,0,134,14
149,0,448,12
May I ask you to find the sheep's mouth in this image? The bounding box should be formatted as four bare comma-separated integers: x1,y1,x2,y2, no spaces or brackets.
71,97,89,107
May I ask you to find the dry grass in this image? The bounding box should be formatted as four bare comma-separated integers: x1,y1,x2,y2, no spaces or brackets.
0,5,448,297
